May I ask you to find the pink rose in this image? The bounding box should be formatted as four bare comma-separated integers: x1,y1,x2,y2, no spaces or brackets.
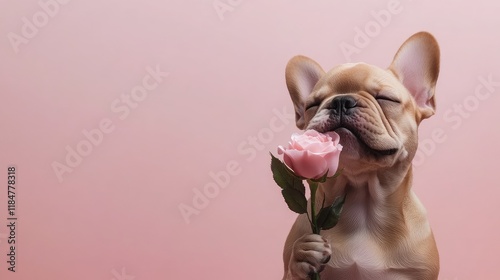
278,130,342,179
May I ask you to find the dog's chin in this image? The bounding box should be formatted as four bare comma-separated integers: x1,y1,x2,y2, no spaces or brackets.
334,128,363,159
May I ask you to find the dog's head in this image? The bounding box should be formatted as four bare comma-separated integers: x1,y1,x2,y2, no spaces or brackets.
285,32,440,175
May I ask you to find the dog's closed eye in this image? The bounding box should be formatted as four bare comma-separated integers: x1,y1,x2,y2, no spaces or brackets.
375,94,400,104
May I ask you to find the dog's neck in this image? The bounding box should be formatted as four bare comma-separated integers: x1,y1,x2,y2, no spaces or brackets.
317,162,413,244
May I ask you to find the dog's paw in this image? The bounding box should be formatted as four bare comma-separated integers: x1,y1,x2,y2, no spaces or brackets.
288,234,331,279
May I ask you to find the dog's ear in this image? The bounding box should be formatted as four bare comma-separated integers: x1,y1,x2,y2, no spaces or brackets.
389,32,440,120
285,55,325,129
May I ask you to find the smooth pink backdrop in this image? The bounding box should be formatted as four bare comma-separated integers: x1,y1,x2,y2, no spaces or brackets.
1,0,499,279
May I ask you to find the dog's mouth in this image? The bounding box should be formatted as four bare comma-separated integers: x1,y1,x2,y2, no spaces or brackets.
308,106,400,158
330,126,398,157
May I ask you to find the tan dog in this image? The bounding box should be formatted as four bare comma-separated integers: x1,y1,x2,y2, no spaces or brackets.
282,32,440,280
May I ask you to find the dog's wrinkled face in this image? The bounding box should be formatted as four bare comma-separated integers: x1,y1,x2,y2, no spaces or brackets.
285,32,440,174
302,64,411,168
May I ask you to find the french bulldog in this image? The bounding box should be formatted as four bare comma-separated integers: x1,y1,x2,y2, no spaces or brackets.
282,32,440,280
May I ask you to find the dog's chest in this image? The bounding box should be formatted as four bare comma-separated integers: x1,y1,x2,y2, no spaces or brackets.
323,233,411,280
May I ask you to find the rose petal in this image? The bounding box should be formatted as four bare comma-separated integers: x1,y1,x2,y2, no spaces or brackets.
281,150,297,174
289,139,304,151
277,146,285,155
324,150,341,177
290,133,302,142
325,131,341,146
304,141,331,154
293,138,309,150
304,130,321,137
320,141,343,154
283,149,328,179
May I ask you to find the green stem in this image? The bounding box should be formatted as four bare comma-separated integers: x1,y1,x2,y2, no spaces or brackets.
308,181,321,280
309,181,319,234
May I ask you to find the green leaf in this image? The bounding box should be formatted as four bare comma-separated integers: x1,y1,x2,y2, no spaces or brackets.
270,153,305,193
317,194,347,230
332,194,347,215
281,188,308,214
270,153,307,215
316,205,334,230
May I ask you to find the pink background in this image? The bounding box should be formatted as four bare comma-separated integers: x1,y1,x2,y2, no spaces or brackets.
1,0,499,279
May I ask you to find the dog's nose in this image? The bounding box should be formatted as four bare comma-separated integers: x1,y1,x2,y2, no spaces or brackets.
331,95,357,115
